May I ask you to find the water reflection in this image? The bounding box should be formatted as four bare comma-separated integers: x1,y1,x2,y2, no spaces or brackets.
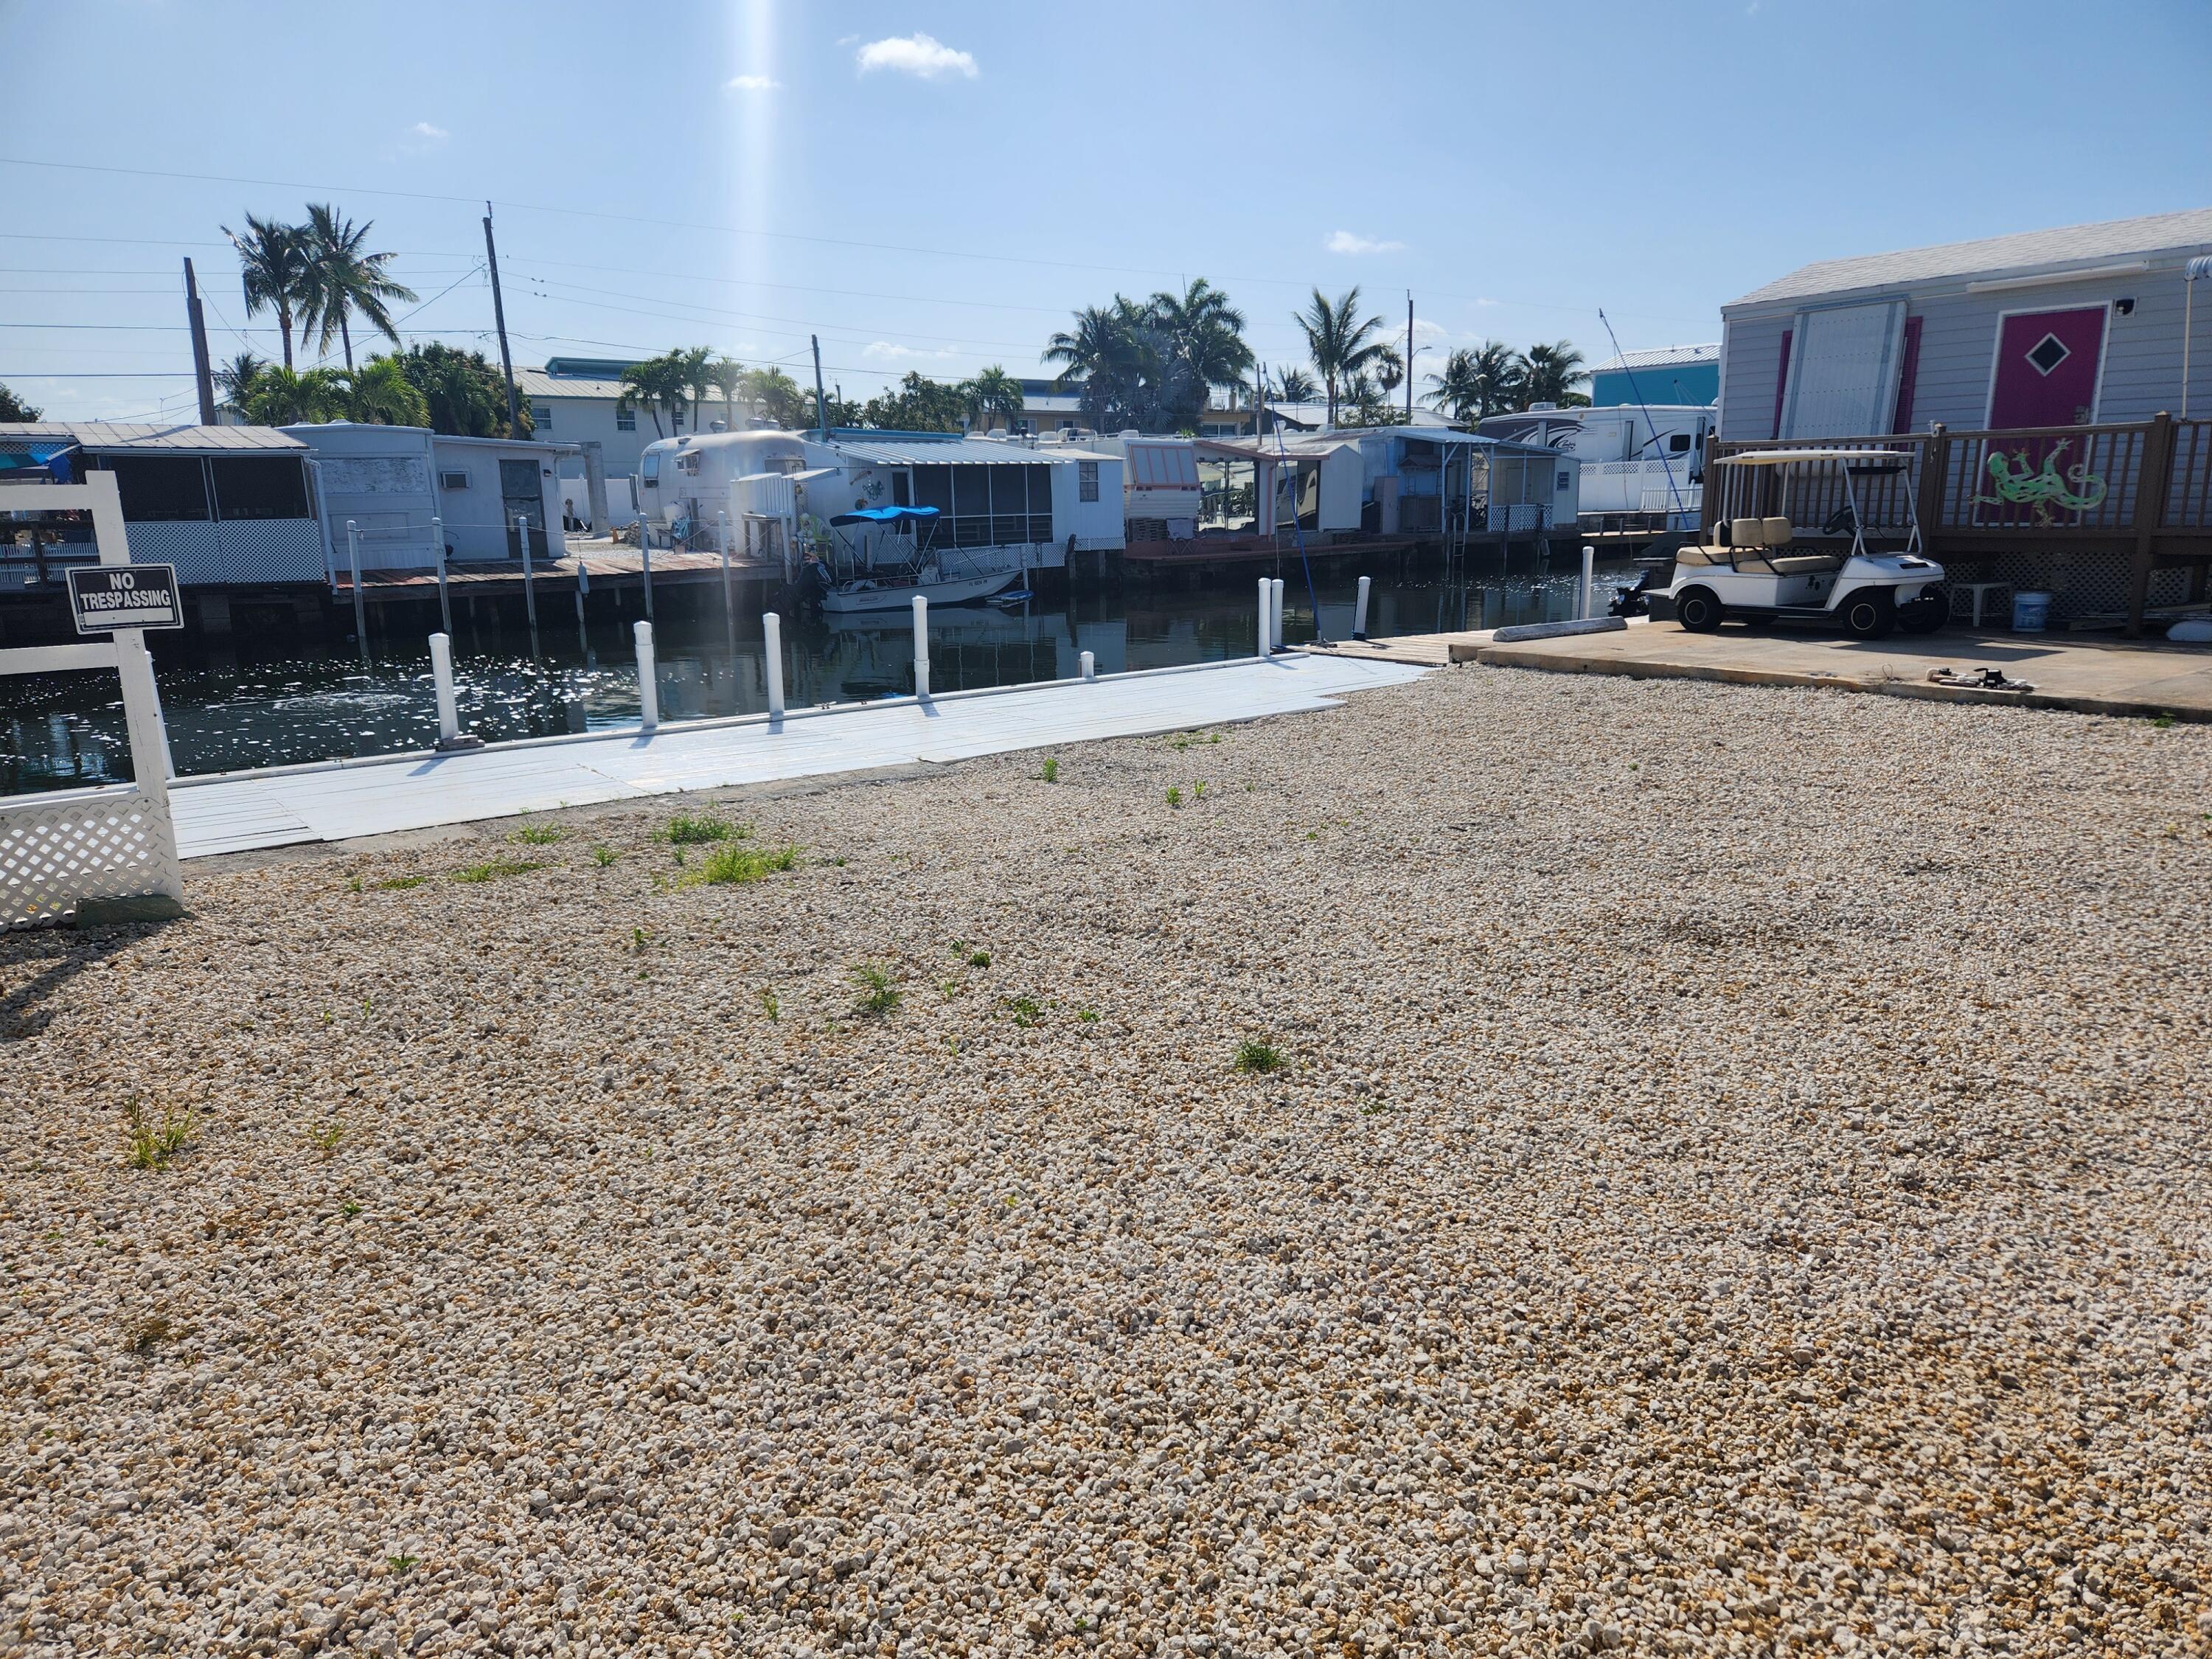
1,561,1634,792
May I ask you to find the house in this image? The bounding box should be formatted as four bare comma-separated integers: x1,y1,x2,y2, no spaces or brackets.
1004,380,1258,439
1194,429,1575,540
1713,208,2212,627
285,423,585,570
1588,344,1719,410
518,357,665,507
1719,208,2212,441
0,422,323,625
634,428,1127,578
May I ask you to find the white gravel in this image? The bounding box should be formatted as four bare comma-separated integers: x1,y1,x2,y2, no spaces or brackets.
3,663,2210,1659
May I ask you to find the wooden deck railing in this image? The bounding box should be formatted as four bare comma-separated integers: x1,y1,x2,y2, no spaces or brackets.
1705,413,2212,632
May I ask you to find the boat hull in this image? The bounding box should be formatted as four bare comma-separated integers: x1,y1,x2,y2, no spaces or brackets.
821,569,1020,613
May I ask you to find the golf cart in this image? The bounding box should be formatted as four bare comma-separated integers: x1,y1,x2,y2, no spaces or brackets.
1658,449,1945,639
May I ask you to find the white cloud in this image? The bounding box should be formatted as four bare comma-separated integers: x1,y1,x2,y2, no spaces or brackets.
407,121,448,143
1326,230,1405,256
1409,317,1451,342
855,32,978,80
863,341,960,364
725,74,779,92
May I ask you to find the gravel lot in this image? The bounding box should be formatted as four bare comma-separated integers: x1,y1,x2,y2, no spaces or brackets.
3,664,2208,1659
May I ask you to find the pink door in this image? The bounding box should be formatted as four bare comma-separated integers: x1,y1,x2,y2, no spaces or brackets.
1987,307,2105,429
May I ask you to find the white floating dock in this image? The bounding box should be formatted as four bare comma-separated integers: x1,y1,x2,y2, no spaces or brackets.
169,653,1427,859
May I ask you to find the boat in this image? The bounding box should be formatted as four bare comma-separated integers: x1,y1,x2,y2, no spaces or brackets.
820,504,1027,614
823,567,1020,613
986,586,1036,608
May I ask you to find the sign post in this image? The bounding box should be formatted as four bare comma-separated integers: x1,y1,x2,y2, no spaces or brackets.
66,563,183,635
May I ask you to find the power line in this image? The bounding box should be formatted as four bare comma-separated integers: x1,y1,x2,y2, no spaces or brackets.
0,153,1718,327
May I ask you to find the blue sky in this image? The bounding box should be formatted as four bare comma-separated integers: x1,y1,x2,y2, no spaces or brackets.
4,0,2208,422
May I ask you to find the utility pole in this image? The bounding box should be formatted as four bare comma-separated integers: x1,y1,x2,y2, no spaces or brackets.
1406,291,1415,424
483,201,521,436
184,258,216,425
811,335,830,437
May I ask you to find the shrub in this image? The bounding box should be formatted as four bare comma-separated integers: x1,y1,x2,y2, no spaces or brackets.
512,824,565,845
1233,1039,1285,1075
591,846,618,867
1040,758,1060,783
125,1100,195,1169
661,813,740,845
852,964,901,1018
695,843,801,886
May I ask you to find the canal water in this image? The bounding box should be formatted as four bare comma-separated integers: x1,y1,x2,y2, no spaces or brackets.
1,560,1637,793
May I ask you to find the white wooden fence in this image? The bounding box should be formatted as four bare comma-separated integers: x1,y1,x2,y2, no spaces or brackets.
1,474,183,928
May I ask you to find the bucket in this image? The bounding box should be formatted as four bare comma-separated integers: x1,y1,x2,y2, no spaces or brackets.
2011,591,2052,632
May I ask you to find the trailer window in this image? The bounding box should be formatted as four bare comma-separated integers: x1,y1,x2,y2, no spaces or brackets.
210,456,310,521
101,454,209,521
1079,461,1099,503
641,451,661,484
1669,432,1692,453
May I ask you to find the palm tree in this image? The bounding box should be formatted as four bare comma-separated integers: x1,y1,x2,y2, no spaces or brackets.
1269,366,1318,405
1292,286,1389,427
706,355,748,429
1148,279,1253,427
214,350,268,409
296,204,418,370
619,355,686,438
670,345,716,434
222,215,310,370
1044,303,1144,431
1426,341,1519,421
240,365,347,425
1516,340,1590,409
963,365,1026,430
742,366,807,429
343,357,431,426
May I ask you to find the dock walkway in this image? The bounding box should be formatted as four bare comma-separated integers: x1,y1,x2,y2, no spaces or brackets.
168,653,1427,859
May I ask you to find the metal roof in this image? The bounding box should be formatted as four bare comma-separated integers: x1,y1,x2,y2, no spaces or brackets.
1728,208,2212,310
1591,343,1719,373
0,421,307,453
826,436,1066,467
518,368,632,400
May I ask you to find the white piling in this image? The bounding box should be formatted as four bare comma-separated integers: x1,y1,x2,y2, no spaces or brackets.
1079,649,1096,683
1256,577,1271,658
1579,544,1595,620
1354,574,1371,641
429,631,460,745
431,515,452,639
719,509,732,560
912,594,930,698
763,611,786,718
517,514,538,630
345,520,369,664
633,620,658,731
1271,577,1287,651
639,519,655,620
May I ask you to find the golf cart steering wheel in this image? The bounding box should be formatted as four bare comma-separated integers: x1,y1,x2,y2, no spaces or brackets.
1822,503,1859,536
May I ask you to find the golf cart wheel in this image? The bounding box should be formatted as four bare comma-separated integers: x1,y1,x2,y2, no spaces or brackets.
1840,588,1896,640
1676,587,1724,633
1898,592,1947,635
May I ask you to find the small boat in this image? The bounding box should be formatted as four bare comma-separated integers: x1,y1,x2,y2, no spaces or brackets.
987,587,1036,609
822,567,1020,614
821,504,1026,613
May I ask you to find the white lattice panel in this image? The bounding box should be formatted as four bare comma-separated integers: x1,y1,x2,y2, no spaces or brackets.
0,791,181,930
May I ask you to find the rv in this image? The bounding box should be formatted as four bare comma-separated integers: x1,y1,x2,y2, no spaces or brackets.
1477,403,1712,532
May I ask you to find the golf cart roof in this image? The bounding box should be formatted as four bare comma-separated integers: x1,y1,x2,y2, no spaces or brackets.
1718,449,1912,467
